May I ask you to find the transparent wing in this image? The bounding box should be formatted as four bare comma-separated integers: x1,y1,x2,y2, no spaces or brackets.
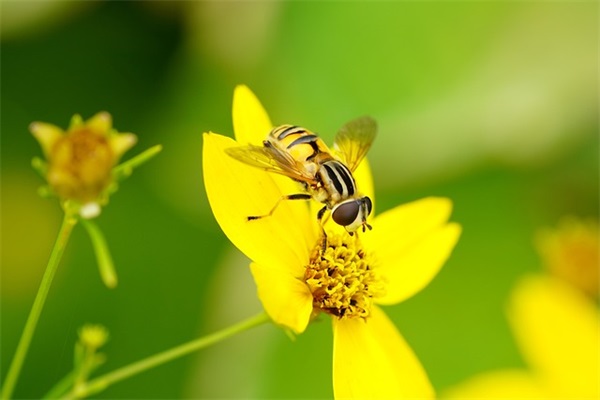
333,116,377,172
225,144,317,184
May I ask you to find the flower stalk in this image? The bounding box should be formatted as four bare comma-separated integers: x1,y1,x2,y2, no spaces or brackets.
55,312,270,399
3,113,161,399
1,212,78,399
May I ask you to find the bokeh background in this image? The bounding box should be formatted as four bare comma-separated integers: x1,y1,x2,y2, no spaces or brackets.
1,1,597,398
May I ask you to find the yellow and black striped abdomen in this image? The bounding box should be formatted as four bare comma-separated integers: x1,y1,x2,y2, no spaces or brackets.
267,125,331,164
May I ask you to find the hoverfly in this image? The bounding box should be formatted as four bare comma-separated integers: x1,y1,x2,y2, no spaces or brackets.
225,116,376,241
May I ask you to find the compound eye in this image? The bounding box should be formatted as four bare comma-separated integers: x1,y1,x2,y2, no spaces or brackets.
332,201,360,227
364,197,373,216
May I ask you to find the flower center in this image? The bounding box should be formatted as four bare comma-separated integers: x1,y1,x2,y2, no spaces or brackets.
49,128,114,202
536,218,599,298
304,232,383,319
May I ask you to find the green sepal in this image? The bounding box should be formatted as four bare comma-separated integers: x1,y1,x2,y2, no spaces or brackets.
112,144,163,182
37,185,55,199
31,157,48,178
69,114,84,130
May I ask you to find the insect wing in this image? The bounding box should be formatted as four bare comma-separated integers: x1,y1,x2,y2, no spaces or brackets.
225,144,316,184
333,116,377,172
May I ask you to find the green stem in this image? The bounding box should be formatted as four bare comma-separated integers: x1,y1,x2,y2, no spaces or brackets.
1,213,77,399
66,312,270,399
42,370,77,399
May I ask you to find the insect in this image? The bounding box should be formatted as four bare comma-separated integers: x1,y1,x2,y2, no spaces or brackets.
225,116,376,241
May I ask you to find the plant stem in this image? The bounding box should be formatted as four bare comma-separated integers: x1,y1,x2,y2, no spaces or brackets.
42,370,77,399
67,312,270,399
1,213,77,399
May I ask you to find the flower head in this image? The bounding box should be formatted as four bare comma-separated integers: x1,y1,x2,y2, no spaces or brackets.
203,85,461,398
31,112,137,218
78,324,109,351
535,217,599,298
444,274,599,399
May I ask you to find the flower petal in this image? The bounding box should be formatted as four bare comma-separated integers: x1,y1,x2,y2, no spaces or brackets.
250,262,313,334
232,84,319,202
86,111,112,133
508,275,600,398
333,306,434,399
443,370,547,399
203,132,315,276
109,133,137,161
364,197,461,305
29,122,64,158
232,85,273,145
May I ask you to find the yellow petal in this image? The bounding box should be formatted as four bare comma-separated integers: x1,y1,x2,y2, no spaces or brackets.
249,262,313,334
29,122,64,158
232,85,273,145
333,306,434,399
364,197,461,305
109,133,137,161
442,369,547,399
508,275,600,398
203,132,316,276
86,111,112,133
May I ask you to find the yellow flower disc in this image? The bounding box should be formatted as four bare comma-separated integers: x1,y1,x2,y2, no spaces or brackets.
304,232,384,320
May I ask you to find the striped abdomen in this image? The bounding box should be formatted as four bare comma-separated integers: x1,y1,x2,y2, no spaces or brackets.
268,125,331,164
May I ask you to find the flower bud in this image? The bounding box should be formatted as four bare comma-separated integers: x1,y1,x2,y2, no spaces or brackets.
30,112,136,216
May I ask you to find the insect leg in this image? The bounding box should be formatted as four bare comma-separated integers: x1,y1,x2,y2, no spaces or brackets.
317,205,328,252
247,193,312,221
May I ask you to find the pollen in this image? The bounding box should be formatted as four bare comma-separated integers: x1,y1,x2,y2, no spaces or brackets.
304,232,384,319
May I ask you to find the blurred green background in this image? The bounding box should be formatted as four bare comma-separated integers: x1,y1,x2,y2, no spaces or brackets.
1,1,597,398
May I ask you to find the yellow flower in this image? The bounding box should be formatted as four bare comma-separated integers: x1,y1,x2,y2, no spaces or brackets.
203,85,462,398
78,324,109,350
535,217,599,298
444,274,600,399
30,112,137,217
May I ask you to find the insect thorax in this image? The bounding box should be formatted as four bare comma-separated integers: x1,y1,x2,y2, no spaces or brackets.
317,160,357,203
